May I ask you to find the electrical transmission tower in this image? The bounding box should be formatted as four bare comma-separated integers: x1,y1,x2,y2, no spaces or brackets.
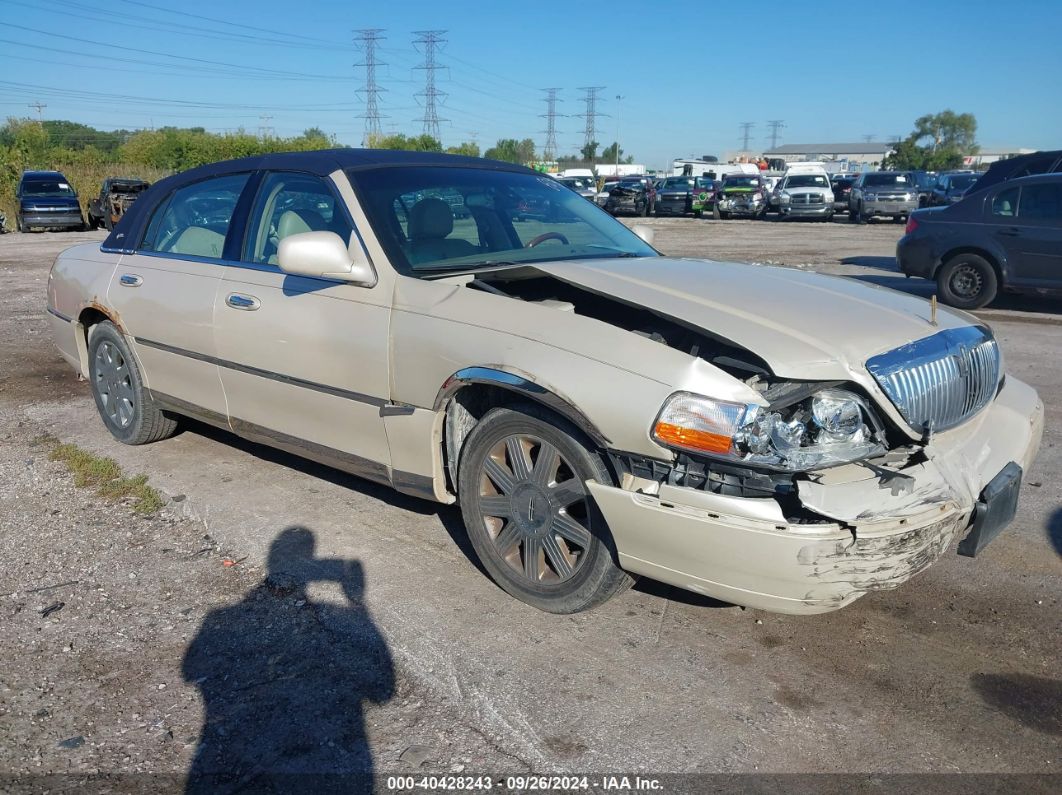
576,87,607,158
28,101,46,122
257,114,274,139
354,28,387,145
540,88,562,161
766,119,785,150
739,121,755,153
413,30,448,141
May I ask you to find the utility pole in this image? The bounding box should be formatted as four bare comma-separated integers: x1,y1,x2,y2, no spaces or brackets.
413,30,448,142
354,28,387,146
766,119,785,150
613,94,625,174
28,101,46,123
258,114,274,139
540,88,562,162
576,86,607,162
739,121,755,154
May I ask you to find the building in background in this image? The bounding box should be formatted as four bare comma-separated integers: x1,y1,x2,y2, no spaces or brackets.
963,148,1037,167
764,142,895,169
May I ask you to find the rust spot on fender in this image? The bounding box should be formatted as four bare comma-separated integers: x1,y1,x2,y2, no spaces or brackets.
81,299,125,334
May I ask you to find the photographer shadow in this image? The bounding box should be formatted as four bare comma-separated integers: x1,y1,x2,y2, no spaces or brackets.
183,526,394,794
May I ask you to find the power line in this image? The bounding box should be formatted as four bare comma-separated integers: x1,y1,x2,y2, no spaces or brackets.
6,23,355,81
112,0,346,46
576,87,607,158
739,121,755,153
766,119,785,150
413,30,448,141
354,29,387,144
540,88,562,161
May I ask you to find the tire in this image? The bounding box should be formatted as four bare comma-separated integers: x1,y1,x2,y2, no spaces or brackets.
88,321,178,445
457,404,634,613
638,201,648,217
936,253,999,310
88,215,99,230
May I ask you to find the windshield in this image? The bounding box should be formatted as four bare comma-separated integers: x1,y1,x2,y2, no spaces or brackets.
950,174,978,190
22,179,76,197
722,176,760,189
864,173,910,187
349,166,658,275
661,178,693,190
784,174,829,188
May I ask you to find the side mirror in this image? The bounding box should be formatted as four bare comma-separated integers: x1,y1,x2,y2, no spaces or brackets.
277,231,375,286
631,225,655,246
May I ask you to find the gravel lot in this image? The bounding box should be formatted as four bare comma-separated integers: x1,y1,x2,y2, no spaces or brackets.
0,222,1059,791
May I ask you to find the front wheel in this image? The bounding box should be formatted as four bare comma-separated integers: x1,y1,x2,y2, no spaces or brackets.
936,254,998,309
88,321,179,445
457,405,634,613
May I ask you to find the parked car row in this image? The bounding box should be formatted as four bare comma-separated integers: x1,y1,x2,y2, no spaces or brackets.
13,170,151,233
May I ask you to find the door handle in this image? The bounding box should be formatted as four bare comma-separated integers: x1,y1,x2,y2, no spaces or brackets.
998,228,1021,237
225,293,261,311
119,273,143,287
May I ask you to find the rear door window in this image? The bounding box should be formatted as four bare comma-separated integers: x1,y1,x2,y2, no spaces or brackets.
139,174,249,259
991,187,1020,217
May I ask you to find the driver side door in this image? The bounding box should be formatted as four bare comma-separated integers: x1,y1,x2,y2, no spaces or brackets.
212,170,393,477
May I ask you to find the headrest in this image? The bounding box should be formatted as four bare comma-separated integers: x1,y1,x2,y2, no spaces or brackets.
409,197,453,240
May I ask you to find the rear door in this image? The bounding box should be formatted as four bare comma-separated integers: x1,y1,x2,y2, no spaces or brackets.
1005,180,1062,287
212,170,392,476
107,173,251,418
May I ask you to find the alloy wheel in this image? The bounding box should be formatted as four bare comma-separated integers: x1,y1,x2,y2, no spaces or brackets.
475,433,593,586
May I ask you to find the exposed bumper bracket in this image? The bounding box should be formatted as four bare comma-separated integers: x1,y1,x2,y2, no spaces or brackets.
957,462,1022,558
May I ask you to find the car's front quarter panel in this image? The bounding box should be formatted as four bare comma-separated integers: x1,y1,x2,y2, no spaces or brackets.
388,275,764,460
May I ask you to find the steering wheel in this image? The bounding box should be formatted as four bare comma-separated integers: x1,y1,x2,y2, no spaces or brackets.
525,231,570,248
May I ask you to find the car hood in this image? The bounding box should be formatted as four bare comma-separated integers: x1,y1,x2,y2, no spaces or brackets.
534,257,975,380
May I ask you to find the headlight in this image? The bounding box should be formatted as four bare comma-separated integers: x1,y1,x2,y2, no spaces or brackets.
864,193,878,201
652,389,886,471
778,190,791,203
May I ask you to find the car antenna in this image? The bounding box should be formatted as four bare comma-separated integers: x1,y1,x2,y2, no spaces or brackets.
930,294,938,326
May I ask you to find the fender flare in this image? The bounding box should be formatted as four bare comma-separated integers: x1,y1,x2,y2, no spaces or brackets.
433,366,611,448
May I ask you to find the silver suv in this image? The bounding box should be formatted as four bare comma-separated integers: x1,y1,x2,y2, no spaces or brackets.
849,171,919,224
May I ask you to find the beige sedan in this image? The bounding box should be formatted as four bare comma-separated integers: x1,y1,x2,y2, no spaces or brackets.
47,151,1043,614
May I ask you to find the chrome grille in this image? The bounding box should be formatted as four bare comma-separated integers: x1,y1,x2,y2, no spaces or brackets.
791,192,825,205
866,327,1001,432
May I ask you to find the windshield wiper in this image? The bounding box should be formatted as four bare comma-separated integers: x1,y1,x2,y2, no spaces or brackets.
418,261,521,278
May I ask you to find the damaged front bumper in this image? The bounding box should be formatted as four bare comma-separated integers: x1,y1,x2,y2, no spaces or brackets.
591,376,1043,614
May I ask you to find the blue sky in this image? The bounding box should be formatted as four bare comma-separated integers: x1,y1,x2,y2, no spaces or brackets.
2,0,1059,169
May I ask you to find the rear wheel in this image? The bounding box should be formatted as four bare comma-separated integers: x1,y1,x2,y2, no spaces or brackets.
88,321,178,445
458,405,634,613
936,253,998,309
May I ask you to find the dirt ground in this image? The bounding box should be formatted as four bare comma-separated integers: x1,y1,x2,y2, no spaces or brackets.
0,224,1059,791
